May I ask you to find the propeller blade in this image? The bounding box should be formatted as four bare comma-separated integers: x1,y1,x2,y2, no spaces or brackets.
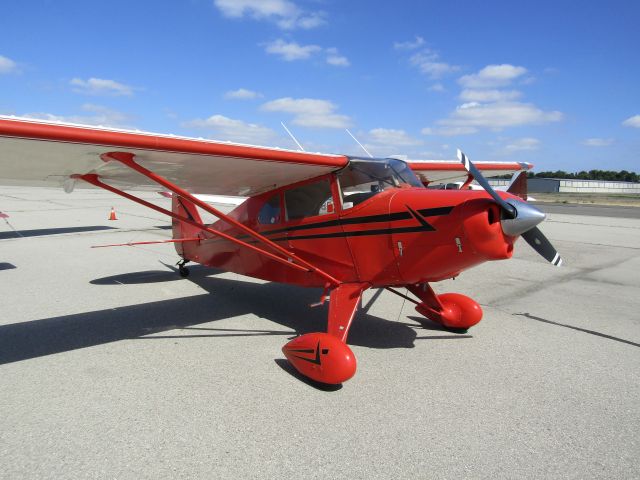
457,148,562,267
522,227,563,267
457,149,516,218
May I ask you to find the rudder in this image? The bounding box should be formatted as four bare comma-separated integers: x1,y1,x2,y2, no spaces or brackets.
506,171,528,201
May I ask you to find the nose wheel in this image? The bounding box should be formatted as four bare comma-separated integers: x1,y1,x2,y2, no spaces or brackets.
176,259,190,278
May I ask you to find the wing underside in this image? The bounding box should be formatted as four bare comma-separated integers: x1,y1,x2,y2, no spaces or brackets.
0,116,348,196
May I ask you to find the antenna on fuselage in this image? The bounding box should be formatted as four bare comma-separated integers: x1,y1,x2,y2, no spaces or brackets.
281,122,305,151
345,129,373,158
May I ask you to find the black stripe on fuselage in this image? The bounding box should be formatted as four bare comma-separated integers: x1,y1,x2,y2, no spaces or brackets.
272,224,436,242
203,205,455,244
258,212,402,236
417,206,455,218
258,205,454,237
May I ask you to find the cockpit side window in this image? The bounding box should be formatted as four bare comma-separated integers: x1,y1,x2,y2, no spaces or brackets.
258,194,281,225
284,179,333,221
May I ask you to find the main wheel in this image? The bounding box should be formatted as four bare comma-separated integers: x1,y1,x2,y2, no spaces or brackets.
178,266,190,278
436,293,483,330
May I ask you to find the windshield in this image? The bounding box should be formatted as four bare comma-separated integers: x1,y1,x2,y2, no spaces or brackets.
337,158,422,209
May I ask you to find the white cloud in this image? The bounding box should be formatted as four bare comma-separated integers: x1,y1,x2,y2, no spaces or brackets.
80,104,131,125
421,126,478,136
348,128,423,157
503,137,540,153
213,0,326,30
422,63,562,136
394,36,425,50
429,83,445,92
438,101,562,129
70,77,134,96
459,89,522,102
622,114,640,128
367,128,423,147
264,41,346,65
326,48,350,67
326,55,349,67
458,64,527,89
261,97,351,128
224,88,263,100
184,114,276,144
0,55,18,74
417,151,440,158
264,39,321,61
278,11,326,30
422,62,561,136
24,104,133,128
214,0,294,18
410,50,459,79
582,138,614,147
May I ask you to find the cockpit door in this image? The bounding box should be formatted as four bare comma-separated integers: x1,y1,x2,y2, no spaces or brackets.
283,175,356,284
335,185,403,286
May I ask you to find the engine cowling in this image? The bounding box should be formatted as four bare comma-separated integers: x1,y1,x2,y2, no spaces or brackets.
461,198,514,261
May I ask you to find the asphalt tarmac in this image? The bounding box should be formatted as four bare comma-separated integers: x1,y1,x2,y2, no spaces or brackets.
538,201,640,219
1,186,638,479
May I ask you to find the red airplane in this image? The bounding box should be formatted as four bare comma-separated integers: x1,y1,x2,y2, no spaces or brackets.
0,116,561,385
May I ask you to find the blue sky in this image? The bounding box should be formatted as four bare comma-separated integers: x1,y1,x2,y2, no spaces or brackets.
1,0,639,172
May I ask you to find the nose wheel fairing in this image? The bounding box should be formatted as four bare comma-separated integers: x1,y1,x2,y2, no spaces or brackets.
408,283,483,330
282,333,357,385
282,282,368,385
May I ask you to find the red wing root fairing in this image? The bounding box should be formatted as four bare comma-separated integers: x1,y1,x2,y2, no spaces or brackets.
0,116,561,385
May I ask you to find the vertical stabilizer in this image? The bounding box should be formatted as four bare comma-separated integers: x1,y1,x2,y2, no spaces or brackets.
506,171,528,201
171,195,203,256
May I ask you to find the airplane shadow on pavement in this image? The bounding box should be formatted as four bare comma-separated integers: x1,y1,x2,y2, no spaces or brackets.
0,265,471,366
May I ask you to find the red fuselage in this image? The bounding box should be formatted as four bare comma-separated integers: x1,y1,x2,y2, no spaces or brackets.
177,171,517,288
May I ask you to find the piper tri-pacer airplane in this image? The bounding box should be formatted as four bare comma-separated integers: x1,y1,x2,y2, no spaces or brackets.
0,116,561,384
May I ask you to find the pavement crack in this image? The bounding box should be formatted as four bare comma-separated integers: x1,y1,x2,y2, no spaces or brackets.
513,312,640,348
574,241,640,251
547,219,640,230
491,255,636,305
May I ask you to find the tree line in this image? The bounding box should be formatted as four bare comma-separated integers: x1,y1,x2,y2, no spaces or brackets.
529,170,639,182
494,170,639,182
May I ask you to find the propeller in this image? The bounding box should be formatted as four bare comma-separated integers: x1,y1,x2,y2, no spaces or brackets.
521,228,563,266
457,149,563,267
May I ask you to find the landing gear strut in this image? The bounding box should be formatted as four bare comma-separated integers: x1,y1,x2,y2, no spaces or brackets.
176,259,190,278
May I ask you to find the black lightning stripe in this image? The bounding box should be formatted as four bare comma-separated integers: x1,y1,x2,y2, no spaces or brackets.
406,205,435,230
205,206,455,243
288,341,323,365
275,225,435,242
259,206,453,237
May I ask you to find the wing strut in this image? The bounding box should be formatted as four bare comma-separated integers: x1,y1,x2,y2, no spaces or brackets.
76,174,314,275
75,151,341,286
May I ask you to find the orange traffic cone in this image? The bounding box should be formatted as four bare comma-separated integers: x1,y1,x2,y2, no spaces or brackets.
108,207,118,221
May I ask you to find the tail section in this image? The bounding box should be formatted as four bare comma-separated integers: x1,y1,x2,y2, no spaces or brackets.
171,195,203,257
506,171,528,201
